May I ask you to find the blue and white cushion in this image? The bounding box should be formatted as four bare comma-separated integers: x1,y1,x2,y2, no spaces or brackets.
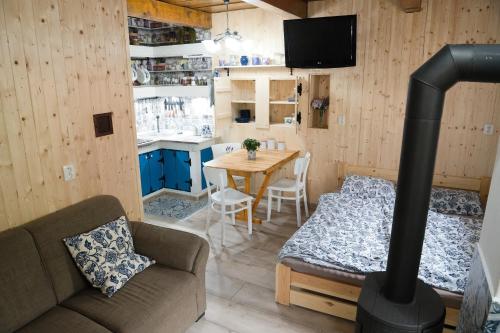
341,175,396,201
429,187,484,217
63,216,155,297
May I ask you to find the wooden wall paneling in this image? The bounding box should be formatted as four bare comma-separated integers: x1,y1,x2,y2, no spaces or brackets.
0,0,142,231
34,0,71,210
4,0,51,219
255,77,270,129
0,3,24,226
213,1,500,203
69,0,102,201
18,0,59,213
45,0,80,207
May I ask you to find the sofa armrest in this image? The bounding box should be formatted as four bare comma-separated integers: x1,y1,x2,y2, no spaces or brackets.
130,221,209,276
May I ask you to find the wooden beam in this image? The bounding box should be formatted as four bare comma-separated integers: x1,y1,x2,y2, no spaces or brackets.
400,0,422,13
127,0,212,29
242,0,307,19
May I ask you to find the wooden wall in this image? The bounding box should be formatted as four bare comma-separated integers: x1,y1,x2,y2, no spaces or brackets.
0,0,143,231
213,0,500,202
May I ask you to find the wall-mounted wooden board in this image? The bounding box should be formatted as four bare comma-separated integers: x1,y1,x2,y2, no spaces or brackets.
0,0,143,231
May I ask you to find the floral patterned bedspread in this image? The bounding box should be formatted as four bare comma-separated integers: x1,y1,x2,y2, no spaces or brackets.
278,192,483,294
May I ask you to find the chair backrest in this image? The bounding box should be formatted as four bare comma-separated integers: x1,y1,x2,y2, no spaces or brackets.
294,152,311,188
211,143,242,158
203,166,228,200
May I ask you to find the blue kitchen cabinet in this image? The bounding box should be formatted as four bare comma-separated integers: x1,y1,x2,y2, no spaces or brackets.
162,149,192,192
139,150,164,196
200,147,214,190
163,149,177,190
176,151,191,192
139,153,151,196
149,150,164,192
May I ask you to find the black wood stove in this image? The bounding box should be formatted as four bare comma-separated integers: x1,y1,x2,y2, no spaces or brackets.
355,44,500,332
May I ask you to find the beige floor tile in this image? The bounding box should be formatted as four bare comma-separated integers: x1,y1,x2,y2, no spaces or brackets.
145,197,355,333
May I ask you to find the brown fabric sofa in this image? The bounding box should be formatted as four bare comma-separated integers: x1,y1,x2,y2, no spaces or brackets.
0,195,209,333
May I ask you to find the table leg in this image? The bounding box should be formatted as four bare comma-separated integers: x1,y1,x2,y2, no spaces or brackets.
245,175,251,193
253,173,272,212
226,170,238,189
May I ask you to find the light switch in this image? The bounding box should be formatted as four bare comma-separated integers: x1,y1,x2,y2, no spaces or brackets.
483,123,494,135
338,114,346,126
63,165,76,181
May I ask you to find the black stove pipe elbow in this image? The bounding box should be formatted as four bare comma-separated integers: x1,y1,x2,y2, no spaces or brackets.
384,44,500,304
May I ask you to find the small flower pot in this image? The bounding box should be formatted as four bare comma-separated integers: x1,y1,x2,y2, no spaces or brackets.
247,150,256,160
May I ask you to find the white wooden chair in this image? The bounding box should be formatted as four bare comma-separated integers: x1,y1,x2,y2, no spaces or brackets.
211,143,245,188
203,166,253,246
266,152,311,227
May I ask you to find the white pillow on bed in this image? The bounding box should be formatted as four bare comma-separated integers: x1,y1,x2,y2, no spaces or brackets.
341,175,396,200
429,187,483,217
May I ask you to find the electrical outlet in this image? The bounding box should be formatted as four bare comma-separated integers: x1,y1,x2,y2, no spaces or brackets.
483,123,494,135
63,165,76,181
338,114,346,126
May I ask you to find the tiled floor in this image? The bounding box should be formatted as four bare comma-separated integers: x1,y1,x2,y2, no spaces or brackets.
145,196,355,333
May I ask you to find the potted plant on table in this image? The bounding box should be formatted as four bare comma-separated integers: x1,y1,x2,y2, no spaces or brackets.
242,138,260,160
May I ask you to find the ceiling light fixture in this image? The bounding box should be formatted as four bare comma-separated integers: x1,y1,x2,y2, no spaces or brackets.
202,0,245,54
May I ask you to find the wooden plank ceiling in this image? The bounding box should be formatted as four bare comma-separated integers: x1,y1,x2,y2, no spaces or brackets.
158,0,256,13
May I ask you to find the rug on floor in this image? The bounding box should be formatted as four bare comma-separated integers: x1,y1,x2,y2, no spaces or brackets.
144,193,208,220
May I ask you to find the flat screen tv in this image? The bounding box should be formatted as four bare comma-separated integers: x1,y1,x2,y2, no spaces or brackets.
284,15,357,69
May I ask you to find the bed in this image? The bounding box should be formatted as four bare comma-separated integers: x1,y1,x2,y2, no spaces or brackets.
275,163,491,331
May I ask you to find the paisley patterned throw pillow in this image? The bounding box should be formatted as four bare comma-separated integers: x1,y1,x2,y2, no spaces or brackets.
63,216,155,297
429,187,484,217
341,175,396,201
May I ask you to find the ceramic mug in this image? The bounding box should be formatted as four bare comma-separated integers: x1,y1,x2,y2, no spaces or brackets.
267,139,276,150
277,142,286,151
259,141,267,150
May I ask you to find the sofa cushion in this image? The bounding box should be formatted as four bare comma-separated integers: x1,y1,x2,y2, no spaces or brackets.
23,195,127,303
63,265,199,333
63,216,155,297
64,216,135,255
16,306,112,333
0,228,57,333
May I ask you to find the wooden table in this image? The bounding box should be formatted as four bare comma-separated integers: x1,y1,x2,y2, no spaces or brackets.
204,149,300,224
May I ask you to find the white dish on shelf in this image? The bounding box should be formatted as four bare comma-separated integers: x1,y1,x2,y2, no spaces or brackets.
131,67,138,82
137,67,151,85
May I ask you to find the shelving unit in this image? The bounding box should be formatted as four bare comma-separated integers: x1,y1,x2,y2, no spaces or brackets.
129,44,210,58
133,85,210,99
215,64,286,76
309,74,330,129
230,79,256,123
148,69,211,73
269,79,297,125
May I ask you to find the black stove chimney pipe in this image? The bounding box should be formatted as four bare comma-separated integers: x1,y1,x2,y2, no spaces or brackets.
356,44,500,332
386,44,500,303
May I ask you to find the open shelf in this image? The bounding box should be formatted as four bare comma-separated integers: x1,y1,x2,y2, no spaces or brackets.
132,85,210,99
269,79,297,126
269,100,297,105
308,74,330,129
129,44,210,58
230,79,256,122
231,100,256,104
214,64,285,69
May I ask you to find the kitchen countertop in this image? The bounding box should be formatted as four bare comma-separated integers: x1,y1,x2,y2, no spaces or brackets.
137,132,218,154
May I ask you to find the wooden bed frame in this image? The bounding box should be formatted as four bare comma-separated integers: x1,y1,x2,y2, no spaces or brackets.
275,163,492,332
